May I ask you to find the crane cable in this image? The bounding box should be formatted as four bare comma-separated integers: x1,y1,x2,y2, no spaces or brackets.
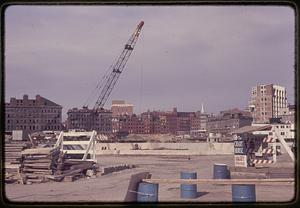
138,31,145,114
83,59,115,107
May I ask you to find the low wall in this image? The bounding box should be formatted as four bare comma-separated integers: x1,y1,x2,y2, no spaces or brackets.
95,142,234,155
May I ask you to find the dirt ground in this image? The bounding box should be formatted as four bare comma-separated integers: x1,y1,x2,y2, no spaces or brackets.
4,154,295,204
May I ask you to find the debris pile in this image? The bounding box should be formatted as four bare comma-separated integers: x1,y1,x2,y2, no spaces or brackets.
30,131,58,147
21,147,62,184
46,159,96,182
20,147,97,184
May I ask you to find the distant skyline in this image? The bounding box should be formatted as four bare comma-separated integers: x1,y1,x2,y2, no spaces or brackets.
5,6,295,120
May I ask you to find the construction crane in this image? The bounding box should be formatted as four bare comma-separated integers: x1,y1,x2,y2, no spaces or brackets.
93,21,144,110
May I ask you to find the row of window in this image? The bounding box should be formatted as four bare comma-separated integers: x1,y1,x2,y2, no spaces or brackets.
7,119,59,124
6,108,60,113
6,125,61,130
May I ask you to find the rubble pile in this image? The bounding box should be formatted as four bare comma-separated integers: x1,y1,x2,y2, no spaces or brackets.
30,131,57,147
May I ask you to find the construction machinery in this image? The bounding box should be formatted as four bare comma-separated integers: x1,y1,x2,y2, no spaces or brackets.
67,21,144,131
93,21,144,110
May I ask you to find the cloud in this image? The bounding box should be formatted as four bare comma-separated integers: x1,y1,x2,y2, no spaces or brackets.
5,5,295,119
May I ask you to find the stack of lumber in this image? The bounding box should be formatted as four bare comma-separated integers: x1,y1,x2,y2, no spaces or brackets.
5,141,30,164
4,141,30,184
21,147,61,183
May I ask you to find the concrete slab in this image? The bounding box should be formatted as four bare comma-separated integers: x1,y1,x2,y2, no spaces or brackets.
4,154,295,203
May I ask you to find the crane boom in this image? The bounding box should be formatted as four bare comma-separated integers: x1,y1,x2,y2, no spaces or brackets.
93,21,144,110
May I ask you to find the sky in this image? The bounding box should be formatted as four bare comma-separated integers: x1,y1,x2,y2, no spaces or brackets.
5,5,295,121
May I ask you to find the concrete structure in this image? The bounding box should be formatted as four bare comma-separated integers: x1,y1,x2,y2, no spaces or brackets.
207,108,253,136
248,84,288,123
5,154,294,202
278,104,295,124
5,95,62,132
252,122,295,141
67,107,112,134
111,100,133,117
94,142,234,155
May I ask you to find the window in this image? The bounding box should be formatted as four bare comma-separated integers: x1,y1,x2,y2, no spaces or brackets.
280,132,285,135
269,132,273,135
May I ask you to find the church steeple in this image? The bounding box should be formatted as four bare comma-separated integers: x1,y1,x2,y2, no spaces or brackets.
201,103,205,114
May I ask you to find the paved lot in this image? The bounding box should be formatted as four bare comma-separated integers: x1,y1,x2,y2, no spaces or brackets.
4,154,295,203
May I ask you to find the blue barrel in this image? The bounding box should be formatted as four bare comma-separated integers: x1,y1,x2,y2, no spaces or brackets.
232,184,256,202
180,171,197,199
213,163,229,179
137,182,159,202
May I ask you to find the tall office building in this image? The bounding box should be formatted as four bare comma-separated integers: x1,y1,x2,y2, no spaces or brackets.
248,84,288,123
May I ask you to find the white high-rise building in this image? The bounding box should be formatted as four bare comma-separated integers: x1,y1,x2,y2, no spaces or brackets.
248,84,288,123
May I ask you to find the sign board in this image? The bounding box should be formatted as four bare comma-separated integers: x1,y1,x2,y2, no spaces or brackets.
234,155,247,167
233,136,246,155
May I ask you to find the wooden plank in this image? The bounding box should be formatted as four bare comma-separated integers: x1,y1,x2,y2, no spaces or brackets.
23,159,52,164
5,152,23,155
22,168,53,173
46,169,83,181
23,164,52,169
5,156,21,159
124,172,151,202
22,147,59,155
142,178,294,185
230,171,267,179
26,178,44,183
5,164,20,169
228,166,269,173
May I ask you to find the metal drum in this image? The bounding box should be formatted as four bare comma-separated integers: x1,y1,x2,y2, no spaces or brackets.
137,182,159,202
213,163,229,179
232,184,256,202
180,171,197,199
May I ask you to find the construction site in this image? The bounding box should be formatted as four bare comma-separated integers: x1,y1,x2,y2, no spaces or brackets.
3,20,296,203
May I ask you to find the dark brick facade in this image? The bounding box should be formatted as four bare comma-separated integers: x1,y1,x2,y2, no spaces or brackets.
67,107,112,134
5,95,62,132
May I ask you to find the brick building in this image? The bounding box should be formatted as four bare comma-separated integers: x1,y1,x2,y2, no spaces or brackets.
248,84,288,123
207,108,253,135
111,100,133,117
67,107,112,134
111,107,210,135
5,95,62,132
176,111,194,134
